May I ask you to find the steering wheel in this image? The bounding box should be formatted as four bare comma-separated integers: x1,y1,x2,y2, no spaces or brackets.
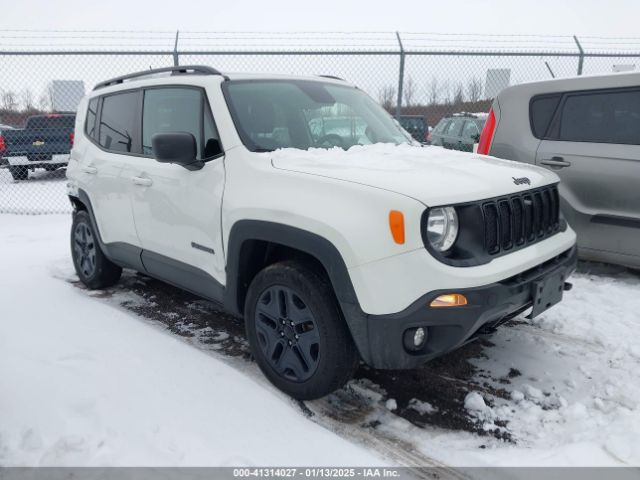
315,134,345,149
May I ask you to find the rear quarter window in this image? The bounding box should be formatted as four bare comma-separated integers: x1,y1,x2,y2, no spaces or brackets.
558,89,640,145
85,98,98,140
530,94,561,139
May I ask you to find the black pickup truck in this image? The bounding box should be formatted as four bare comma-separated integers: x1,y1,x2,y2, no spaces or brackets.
0,114,75,180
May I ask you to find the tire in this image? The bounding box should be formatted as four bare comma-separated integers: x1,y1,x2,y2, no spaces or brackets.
71,210,122,289
8,166,28,181
245,260,359,400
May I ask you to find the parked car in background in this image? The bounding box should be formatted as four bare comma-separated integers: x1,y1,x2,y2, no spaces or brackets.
478,72,640,269
0,113,75,180
66,66,576,400
429,113,487,152
399,115,429,143
0,124,15,132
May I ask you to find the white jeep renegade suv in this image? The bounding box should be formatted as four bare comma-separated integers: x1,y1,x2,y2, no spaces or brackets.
66,66,577,400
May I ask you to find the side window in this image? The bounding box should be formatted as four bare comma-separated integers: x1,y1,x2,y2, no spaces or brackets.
559,89,640,145
530,94,561,138
435,120,450,133
445,118,464,136
143,88,203,158
461,120,480,140
85,98,98,140
99,91,139,153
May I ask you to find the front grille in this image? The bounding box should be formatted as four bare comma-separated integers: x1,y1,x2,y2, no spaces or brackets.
482,185,560,255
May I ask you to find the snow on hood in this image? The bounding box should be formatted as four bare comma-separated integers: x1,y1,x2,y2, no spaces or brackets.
269,143,558,206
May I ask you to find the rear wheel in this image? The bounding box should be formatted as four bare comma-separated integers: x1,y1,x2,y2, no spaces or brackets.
245,261,359,400
8,166,28,181
71,210,122,289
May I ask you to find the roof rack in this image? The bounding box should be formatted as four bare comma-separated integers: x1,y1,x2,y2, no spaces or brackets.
317,75,346,81
448,112,488,118
94,65,226,91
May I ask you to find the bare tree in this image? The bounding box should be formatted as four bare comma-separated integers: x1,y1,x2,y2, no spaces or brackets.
38,92,50,112
1,90,18,111
21,88,35,111
441,81,451,105
427,77,439,105
403,76,417,107
453,82,465,105
466,77,483,103
378,84,396,111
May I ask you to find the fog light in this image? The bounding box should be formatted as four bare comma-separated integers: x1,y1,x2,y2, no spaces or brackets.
430,293,468,308
403,327,427,352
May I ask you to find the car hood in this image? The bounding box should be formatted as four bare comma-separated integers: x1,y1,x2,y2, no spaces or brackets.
269,143,559,206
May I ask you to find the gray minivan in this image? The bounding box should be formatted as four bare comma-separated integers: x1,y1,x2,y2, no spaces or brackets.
478,72,640,269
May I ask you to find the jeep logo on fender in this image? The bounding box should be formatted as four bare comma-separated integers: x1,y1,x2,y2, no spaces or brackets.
512,176,531,186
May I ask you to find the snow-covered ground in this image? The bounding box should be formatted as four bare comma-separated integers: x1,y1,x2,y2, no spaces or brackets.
0,215,384,467
1,213,640,469
0,169,70,215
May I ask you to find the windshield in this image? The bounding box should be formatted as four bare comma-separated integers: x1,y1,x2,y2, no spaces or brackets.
223,80,410,152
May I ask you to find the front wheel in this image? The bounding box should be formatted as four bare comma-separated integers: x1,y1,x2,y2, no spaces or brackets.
71,210,122,289
245,261,359,400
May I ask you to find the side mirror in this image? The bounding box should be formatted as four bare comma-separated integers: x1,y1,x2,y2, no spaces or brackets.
472,133,481,143
152,132,203,171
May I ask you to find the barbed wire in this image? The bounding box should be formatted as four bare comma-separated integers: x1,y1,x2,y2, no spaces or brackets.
0,31,639,54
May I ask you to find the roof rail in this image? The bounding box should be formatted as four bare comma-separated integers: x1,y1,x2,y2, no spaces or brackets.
94,65,226,90
317,75,346,81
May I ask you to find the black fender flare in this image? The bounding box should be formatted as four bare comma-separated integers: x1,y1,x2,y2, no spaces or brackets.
224,220,372,364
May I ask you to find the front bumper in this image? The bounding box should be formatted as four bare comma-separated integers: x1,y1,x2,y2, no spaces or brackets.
363,246,577,369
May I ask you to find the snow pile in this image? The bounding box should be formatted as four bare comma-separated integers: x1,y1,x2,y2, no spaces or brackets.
407,399,437,416
459,268,640,465
0,215,383,467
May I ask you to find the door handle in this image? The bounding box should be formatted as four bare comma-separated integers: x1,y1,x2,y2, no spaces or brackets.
540,157,571,168
131,176,153,187
81,165,97,174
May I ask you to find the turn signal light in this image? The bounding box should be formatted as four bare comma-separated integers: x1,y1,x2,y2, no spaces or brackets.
430,293,468,308
388,210,405,245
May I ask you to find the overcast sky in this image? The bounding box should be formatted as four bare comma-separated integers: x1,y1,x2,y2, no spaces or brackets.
1,0,639,37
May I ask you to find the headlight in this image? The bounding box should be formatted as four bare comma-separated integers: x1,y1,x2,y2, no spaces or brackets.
426,207,459,252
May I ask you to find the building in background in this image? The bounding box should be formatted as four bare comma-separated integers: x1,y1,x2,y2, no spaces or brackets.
48,80,85,113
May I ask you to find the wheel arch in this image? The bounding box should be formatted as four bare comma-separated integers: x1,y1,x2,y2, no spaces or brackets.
224,220,371,363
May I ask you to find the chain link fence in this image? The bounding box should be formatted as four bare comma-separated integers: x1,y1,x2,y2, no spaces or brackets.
1,31,639,214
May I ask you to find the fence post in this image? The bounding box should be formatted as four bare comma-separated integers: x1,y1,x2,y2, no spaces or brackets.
395,31,405,120
573,35,584,75
173,30,180,66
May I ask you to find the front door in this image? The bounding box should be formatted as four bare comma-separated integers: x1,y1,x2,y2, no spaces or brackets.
127,87,226,299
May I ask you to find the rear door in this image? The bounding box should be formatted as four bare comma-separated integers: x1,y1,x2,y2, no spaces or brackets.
441,117,465,150
85,91,142,253
128,86,227,297
535,87,640,259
